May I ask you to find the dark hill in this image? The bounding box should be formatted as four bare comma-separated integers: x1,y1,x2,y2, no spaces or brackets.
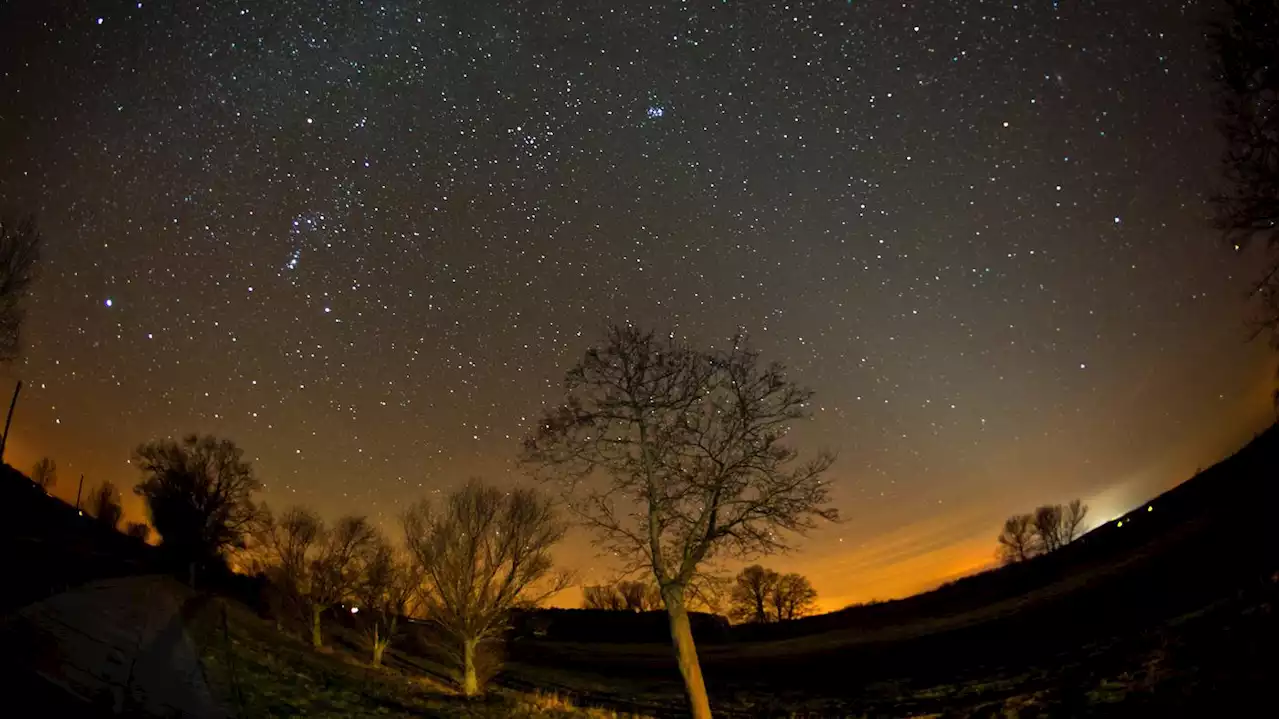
506,423,1277,717
729,422,1278,642
0,465,157,613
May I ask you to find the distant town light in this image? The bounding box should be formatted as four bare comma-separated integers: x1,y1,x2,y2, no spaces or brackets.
1116,520,1123,528
350,606,359,614
1147,506,1153,512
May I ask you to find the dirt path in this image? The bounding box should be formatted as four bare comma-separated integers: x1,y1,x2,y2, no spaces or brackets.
0,575,227,718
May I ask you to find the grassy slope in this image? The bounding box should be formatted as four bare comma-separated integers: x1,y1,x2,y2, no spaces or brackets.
187,596,651,719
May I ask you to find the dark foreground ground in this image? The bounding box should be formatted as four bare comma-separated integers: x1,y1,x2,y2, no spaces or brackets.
502,425,1279,717
0,425,1275,717
506,570,1275,717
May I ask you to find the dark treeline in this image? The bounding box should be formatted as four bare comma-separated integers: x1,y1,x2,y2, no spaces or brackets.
582,579,664,612
727,565,819,624
996,500,1089,564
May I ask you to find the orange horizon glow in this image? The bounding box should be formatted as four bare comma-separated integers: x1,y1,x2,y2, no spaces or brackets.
3,351,1274,618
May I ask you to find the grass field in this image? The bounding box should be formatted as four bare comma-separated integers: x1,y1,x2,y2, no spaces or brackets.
184,566,1274,719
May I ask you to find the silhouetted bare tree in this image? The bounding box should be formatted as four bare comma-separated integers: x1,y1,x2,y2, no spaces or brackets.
30,457,56,490
1032,505,1066,553
1000,499,1090,561
523,326,839,719
728,565,779,624
771,572,818,621
1209,0,1277,341
307,515,379,648
997,514,1037,564
582,583,627,610
132,435,261,580
1061,499,1089,544
125,522,151,542
403,480,569,696
0,216,41,363
90,481,123,530
355,536,419,666
582,580,663,611
253,505,323,631
617,579,663,611
728,566,816,622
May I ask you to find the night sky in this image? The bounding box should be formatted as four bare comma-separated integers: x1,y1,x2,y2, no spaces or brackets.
0,1,1274,610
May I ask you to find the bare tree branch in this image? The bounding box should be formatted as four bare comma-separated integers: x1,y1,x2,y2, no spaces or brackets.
30,457,56,490
997,514,1037,564
355,536,420,666
0,216,40,363
402,479,569,696
1208,0,1278,342
998,499,1089,563
522,326,839,718
132,434,262,571
90,481,123,530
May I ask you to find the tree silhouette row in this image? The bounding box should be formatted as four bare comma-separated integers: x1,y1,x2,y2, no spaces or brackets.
997,500,1089,564
117,325,836,715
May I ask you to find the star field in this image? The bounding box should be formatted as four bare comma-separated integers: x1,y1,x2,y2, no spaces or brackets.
0,0,1274,609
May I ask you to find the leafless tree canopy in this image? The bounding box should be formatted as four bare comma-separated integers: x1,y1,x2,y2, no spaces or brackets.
90,481,123,530
728,565,817,623
770,572,818,621
522,326,838,718
30,456,56,490
582,580,664,611
132,434,261,564
354,534,419,665
250,505,322,633
997,514,1037,564
728,564,778,624
999,500,1090,563
310,515,379,613
256,505,323,590
0,216,41,363
1208,0,1277,341
582,583,627,610
1061,499,1088,544
523,326,838,590
251,506,378,648
403,479,569,696
618,579,664,611
1033,505,1066,552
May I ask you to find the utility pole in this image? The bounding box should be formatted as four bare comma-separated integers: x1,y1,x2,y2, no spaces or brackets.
76,474,84,510
0,379,21,464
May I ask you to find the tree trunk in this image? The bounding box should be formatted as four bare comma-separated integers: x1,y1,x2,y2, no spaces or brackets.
462,637,479,696
663,586,712,719
311,605,323,648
